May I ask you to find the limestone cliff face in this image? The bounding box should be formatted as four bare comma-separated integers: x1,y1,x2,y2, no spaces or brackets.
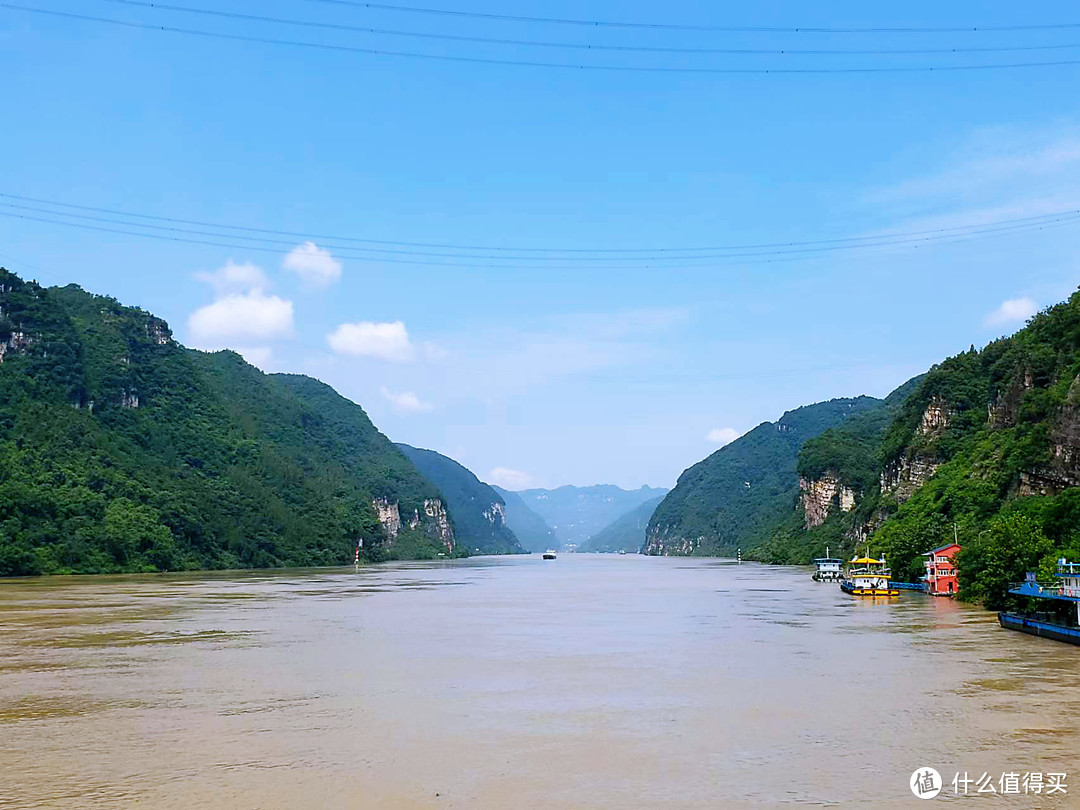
424,498,454,553
0,330,38,364
988,371,1033,429
800,473,856,529
880,398,951,504
372,498,402,538
880,456,939,504
1019,374,1080,496
144,318,171,346
918,395,952,434
483,501,507,527
373,496,455,552
642,527,700,556
881,370,1080,505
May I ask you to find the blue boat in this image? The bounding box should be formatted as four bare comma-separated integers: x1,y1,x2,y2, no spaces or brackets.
998,560,1080,647
998,613,1080,645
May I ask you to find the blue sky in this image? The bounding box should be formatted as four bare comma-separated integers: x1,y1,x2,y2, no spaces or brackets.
2,1,1079,489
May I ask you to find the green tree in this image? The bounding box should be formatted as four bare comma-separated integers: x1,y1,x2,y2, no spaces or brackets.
956,513,1055,610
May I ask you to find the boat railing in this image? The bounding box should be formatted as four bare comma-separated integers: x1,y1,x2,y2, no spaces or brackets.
1057,560,1080,576
1033,585,1080,599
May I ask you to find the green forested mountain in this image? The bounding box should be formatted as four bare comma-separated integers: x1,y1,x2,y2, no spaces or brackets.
395,444,524,555
0,269,457,575
581,495,664,553
754,376,923,565
865,291,1080,604
796,376,925,495
757,289,1080,608
491,486,557,552
515,485,668,547
643,397,882,556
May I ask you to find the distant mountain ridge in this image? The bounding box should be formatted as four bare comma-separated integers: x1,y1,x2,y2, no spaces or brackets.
581,495,664,553
395,445,524,555
514,484,668,547
492,486,557,553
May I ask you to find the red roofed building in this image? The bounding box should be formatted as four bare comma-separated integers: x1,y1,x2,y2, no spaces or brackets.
924,543,961,596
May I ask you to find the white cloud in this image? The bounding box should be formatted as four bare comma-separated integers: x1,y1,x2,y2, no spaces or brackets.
283,241,342,288
195,260,269,296
873,129,1080,206
985,297,1037,327
188,290,294,344
234,346,274,370
327,320,414,361
706,427,740,446
487,467,536,490
380,386,433,413
421,341,449,361
864,125,1080,238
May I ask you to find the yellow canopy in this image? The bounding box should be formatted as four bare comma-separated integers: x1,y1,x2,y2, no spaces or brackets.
849,557,882,565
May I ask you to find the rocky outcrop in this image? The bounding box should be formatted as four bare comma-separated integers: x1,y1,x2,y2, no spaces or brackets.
800,473,856,529
374,497,454,551
144,318,171,346
0,330,37,364
880,456,938,504
424,498,454,553
879,399,951,504
642,527,700,556
372,498,402,538
988,371,1034,429
918,396,952,435
1019,375,1080,495
482,501,506,526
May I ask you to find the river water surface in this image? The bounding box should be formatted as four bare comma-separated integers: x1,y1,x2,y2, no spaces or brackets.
1,555,1078,808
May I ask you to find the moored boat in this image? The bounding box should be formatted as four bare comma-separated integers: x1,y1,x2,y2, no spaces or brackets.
812,545,843,581
840,555,900,597
543,550,557,560
998,560,1080,646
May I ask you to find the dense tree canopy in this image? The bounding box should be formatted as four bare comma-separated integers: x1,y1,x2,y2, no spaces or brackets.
0,269,454,575
763,289,1080,604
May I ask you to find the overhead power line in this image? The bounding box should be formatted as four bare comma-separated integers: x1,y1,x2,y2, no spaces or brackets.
93,0,1080,58
5,191,1080,255
7,3,1080,74
303,0,1080,36
6,201,1080,264
2,194,1079,269
5,207,1079,270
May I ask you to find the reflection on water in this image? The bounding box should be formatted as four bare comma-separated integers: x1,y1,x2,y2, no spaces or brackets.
1,556,1078,808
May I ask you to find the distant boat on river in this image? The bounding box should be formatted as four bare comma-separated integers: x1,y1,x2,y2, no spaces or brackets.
812,546,842,581
543,550,557,560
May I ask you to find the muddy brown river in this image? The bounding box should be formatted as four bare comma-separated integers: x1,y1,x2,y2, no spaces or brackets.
1,555,1077,808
